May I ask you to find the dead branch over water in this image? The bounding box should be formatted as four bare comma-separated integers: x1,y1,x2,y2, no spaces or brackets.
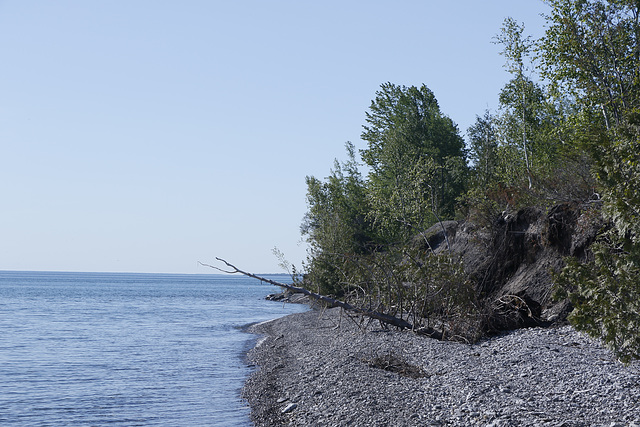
199,257,413,330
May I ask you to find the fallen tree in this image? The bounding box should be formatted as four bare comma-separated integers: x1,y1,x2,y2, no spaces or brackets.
199,257,413,330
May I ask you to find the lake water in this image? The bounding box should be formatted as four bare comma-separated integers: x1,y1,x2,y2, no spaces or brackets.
0,270,308,426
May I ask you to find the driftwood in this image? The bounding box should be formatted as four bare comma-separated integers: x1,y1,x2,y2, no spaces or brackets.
200,257,413,330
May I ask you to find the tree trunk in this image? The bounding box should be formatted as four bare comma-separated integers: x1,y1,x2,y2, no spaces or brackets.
200,258,414,330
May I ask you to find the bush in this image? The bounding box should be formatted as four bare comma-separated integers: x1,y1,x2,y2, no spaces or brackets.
554,238,640,363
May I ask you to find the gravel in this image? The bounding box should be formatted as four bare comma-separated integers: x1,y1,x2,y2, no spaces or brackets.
242,306,640,426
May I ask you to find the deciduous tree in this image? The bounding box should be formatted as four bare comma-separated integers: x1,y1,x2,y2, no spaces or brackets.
360,83,467,240
541,0,640,362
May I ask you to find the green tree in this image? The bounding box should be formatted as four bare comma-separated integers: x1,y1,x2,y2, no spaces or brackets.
541,0,640,362
540,0,640,130
494,18,536,188
468,110,499,187
497,76,565,186
301,83,473,327
301,143,372,295
360,83,467,241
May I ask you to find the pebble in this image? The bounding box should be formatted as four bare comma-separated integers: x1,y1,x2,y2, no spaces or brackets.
281,403,297,414
243,307,640,426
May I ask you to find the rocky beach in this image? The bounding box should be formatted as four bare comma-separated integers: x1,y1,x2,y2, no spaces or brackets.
243,306,640,427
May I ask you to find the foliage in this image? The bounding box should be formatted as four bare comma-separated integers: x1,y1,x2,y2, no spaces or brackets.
296,2,640,355
361,82,468,230
539,0,640,129
541,0,640,361
327,243,481,341
464,18,575,216
301,83,476,336
366,155,467,244
300,142,373,295
490,18,571,193
494,17,534,76
467,110,499,188
493,18,537,189
554,239,640,363
497,77,564,182
272,247,304,285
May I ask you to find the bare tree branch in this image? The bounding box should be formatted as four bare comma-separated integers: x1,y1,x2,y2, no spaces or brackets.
200,257,414,330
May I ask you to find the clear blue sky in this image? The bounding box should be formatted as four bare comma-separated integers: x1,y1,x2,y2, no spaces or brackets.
0,1,549,274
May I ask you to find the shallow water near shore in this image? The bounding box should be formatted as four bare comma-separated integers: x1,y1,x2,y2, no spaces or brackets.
0,270,307,426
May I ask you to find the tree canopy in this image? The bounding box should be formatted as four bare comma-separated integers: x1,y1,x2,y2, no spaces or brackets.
360,83,467,240
297,0,640,361
539,0,640,362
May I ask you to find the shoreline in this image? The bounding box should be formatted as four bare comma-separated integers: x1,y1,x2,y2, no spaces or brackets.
240,294,312,357
242,306,640,426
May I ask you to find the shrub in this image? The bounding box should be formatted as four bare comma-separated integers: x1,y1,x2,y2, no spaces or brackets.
554,238,640,363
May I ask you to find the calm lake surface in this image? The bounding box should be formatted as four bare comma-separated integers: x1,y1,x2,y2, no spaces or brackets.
0,271,307,426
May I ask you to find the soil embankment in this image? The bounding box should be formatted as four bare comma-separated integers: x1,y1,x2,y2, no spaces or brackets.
421,202,603,330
